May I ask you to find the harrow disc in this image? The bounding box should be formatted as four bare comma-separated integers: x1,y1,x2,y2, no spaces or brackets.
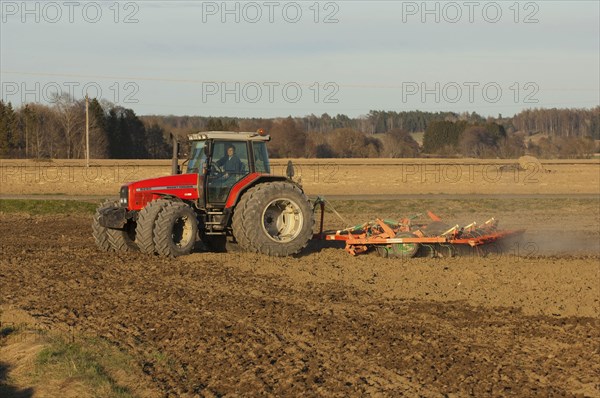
376,232,420,259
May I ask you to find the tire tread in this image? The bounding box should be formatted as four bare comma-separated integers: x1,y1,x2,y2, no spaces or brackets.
136,199,170,254
232,182,313,257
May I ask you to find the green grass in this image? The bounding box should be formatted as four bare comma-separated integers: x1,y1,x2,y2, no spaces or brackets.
324,198,595,219
1,314,141,398
35,336,134,398
0,199,97,215
0,197,596,220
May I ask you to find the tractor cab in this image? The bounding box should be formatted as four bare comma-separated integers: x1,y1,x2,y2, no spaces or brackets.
185,131,272,207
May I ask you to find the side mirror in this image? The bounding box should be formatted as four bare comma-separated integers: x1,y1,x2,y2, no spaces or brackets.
286,160,295,179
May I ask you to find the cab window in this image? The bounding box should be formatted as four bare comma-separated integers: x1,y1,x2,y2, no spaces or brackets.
253,142,270,174
187,141,206,174
207,141,249,203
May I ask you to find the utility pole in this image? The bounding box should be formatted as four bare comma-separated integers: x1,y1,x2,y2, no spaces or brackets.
85,95,90,167
25,106,28,158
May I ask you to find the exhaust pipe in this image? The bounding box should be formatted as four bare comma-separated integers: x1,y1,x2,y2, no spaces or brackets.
171,134,180,175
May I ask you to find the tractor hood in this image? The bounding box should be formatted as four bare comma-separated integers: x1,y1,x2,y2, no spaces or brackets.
124,173,199,210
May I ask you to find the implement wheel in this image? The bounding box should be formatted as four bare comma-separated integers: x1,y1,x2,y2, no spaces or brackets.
376,232,420,259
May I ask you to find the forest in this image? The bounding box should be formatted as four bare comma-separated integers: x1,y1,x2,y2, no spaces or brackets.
0,96,598,159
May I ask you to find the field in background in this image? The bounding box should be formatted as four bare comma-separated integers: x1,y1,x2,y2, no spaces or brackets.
1,158,599,196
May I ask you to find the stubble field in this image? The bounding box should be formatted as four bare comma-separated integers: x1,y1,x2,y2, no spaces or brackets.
1,158,599,196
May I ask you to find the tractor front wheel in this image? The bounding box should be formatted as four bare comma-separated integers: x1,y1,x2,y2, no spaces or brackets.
92,200,115,252
106,218,138,252
153,202,198,257
135,199,171,254
93,200,137,252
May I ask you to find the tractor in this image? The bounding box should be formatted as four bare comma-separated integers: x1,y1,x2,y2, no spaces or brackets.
93,130,314,257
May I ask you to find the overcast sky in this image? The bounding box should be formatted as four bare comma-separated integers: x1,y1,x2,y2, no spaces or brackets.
1,0,599,117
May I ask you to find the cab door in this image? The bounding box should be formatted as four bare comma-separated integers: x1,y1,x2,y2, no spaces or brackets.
206,141,250,204
186,140,209,208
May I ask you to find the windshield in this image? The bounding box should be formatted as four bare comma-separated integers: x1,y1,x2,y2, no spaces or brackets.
187,141,206,174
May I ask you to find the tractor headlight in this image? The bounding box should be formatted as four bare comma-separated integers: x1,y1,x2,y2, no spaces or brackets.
119,186,129,207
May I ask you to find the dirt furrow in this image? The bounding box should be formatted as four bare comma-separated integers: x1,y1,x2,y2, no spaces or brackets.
1,215,599,397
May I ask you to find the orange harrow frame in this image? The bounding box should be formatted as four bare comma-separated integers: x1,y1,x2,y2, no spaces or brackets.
313,200,525,257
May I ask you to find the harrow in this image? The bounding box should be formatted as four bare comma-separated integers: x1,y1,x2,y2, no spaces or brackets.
313,198,525,258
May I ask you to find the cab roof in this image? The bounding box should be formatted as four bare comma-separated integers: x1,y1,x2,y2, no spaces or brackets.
188,131,271,142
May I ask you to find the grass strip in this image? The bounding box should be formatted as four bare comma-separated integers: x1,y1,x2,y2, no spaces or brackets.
0,200,97,215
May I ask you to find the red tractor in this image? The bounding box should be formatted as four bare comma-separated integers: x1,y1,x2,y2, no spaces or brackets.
93,131,314,257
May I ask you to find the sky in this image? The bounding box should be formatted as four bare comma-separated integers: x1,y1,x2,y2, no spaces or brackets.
1,0,599,118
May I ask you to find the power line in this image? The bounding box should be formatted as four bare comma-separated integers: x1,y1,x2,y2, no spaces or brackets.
2,70,598,92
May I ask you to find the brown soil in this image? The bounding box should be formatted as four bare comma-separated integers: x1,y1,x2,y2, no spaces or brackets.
1,211,599,397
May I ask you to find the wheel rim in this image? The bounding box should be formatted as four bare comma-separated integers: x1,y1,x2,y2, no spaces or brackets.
388,232,420,258
390,243,418,256
261,198,304,243
172,215,194,248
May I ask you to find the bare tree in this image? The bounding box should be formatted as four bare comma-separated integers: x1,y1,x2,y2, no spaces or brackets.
459,126,498,158
329,128,379,158
52,93,85,159
269,117,306,158
381,129,420,158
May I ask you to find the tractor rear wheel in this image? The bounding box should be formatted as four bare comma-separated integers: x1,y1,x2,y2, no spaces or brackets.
92,200,115,252
153,202,198,257
232,181,314,256
135,199,171,254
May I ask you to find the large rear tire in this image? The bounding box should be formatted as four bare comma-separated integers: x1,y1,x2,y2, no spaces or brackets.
92,200,115,252
153,202,198,257
232,181,314,256
135,199,170,254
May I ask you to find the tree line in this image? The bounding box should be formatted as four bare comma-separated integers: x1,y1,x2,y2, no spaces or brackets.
145,107,598,159
0,95,172,159
142,108,598,139
1,98,597,159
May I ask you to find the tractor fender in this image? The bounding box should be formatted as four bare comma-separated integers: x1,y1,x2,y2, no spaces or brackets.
224,174,291,209
221,174,290,227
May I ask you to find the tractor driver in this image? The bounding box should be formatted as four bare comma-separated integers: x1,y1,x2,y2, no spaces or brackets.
216,144,244,179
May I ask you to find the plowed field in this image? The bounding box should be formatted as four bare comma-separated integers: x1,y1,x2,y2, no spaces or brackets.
1,197,599,397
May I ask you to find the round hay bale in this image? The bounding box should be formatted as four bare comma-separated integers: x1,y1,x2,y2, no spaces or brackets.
518,155,544,171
